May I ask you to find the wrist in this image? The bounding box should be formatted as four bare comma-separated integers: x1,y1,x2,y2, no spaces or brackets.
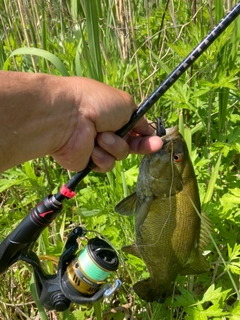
44,75,79,155
0,71,78,171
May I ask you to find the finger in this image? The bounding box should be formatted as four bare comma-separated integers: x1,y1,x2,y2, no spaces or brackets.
91,146,116,173
127,135,163,155
51,120,96,172
96,132,129,161
131,116,156,136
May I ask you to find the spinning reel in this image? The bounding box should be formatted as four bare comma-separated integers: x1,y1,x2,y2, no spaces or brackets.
21,226,122,311
0,194,123,311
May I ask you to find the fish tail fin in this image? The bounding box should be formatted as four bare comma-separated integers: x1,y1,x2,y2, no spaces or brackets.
133,278,168,303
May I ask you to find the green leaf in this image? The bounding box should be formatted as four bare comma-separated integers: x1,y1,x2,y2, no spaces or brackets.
195,284,231,305
124,165,139,187
0,177,26,192
202,153,222,211
23,162,38,186
230,301,240,319
78,208,100,217
4,48,69,76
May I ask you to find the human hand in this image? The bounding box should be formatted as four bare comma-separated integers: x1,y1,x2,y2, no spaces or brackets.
51,77,162,172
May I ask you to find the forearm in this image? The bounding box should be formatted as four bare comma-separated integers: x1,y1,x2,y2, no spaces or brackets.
0,71,77,173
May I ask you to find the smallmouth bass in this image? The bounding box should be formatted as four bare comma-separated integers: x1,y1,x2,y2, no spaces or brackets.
115,126,211,302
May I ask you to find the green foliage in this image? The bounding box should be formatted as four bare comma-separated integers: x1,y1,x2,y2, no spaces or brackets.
0,0,240,319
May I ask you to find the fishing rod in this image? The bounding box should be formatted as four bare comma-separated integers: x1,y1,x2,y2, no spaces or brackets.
0,2,239,312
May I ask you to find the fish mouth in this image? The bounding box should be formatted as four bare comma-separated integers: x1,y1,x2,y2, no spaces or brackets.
161,126,179,146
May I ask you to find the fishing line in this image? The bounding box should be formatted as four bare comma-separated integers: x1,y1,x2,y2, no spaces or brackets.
153,140,177,246
136,138,176,250
180,181,240,300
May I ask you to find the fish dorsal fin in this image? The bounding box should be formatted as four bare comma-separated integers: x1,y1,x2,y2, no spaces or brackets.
115,192,136,216
180,212,212,275
198,211,212,253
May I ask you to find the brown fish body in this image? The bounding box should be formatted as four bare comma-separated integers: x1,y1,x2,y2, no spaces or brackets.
115,127,210,302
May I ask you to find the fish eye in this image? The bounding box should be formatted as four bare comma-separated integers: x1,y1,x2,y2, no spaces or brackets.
173,153,182,162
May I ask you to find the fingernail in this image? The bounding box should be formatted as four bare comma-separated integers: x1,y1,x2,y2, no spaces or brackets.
101,132,115,145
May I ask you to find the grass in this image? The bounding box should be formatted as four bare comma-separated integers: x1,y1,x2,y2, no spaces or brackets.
0,0,240,319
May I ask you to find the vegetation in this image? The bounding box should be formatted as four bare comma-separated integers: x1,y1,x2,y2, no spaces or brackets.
0,0,239,319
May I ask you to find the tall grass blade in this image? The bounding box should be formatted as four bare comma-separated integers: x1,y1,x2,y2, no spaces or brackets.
75,39,83,76
41,0,48,72
4,47,69,76
93,301,102,320
178,111,192,154
218,86,230,133
214,0,224,23
71,0,78,22
0,40,6,69
178,110,184,136
84,0,103,81
30,276,48,320
184,127,192,156
121,161,128,198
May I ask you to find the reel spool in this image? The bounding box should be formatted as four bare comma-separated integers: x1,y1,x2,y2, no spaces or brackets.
62,237,119,296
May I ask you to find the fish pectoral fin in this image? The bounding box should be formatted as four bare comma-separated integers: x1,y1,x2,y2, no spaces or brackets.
122,243,141,259
135,196,153,228
115,192,136,216
180,254,209,275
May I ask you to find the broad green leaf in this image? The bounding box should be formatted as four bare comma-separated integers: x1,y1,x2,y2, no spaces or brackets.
230,301,240,319
124,165,138,187
185,308,207,320
229,188,240,198
194,284,231,305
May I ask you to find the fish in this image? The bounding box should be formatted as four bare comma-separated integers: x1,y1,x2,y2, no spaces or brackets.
115,126,211,302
